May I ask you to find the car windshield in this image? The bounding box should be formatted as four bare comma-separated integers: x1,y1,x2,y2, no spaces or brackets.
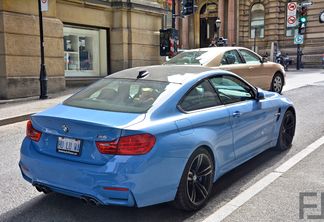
63,78,170,113
165,51,209,65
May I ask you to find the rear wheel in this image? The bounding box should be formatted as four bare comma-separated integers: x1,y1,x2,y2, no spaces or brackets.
275,110,296,151
271,73,284,94
174,148,214,211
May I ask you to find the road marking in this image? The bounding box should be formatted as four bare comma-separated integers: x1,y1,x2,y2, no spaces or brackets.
202,136,324,222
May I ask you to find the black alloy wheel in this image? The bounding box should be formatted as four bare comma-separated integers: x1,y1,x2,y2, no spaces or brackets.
271,73,284,94
175,148,214,211
276,110,296,151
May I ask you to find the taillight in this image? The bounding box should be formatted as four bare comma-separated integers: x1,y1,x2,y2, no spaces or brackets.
26,120,42,142
96,133,155,155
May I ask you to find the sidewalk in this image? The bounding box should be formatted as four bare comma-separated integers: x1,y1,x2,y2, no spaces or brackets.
0,87,82,126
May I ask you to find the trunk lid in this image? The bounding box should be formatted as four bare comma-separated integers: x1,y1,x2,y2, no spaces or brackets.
31,104,145,165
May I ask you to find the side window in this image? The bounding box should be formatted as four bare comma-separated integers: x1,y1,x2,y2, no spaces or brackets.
239,49,261,64
209,76,254,105
179,80,222,112
221,50,243,65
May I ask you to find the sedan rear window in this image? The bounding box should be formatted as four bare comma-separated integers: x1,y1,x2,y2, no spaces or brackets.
165,51,208,65
63,78,169,113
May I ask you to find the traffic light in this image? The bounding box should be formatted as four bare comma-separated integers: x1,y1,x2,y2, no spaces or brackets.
298,6,307,35
181,0,194,16
160,29,170,56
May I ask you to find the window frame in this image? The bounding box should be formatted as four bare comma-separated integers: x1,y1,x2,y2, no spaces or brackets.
208,74,257,105
177,79,223,113
238,49,262,64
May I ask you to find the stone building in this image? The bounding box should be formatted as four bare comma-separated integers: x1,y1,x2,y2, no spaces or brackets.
175,0,324,66
0,0,163,99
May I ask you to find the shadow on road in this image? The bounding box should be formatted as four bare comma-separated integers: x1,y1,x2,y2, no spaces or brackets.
0,149,288,222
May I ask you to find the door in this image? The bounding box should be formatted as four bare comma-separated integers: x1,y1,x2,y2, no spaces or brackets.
209,75,278,159
178,79,235,167
238,49,272,89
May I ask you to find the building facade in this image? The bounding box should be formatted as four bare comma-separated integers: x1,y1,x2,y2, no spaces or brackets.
0,0,163,99
176,0,324,66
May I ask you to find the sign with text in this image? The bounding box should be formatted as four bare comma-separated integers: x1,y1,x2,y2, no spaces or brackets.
294,34,304,45
287,2,297,27
41,0,49,12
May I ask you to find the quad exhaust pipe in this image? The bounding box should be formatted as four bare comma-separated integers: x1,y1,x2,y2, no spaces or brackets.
80,196,101,206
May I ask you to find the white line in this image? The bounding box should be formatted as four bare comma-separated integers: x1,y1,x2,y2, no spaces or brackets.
202,136,324,222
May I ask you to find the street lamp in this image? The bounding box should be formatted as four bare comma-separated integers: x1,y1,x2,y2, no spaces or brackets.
215,18,221,44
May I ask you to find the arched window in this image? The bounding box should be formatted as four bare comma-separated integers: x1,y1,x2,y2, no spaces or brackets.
250,3,265,38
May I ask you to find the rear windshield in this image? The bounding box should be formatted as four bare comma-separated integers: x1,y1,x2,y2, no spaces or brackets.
165,51,208,65
63,78,169,113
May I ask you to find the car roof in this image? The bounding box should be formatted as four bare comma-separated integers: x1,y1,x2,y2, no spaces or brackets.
107,65,217,84
184,46,248,53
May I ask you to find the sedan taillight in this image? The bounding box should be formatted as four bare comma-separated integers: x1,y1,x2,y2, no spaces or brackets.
26,120,42,142
96,134,156,155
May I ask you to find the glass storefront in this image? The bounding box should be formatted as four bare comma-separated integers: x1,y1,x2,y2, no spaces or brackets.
63,25,107,77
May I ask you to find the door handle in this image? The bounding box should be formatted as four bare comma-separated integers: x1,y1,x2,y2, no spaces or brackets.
249,66,254,69
232,111,241,118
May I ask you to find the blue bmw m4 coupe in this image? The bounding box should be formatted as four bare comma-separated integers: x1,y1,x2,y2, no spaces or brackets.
19,65,296,211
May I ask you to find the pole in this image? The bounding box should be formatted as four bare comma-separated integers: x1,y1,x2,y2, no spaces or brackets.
172,0,175,28
253,29,256,52
296,44,301,70
38,0,48,99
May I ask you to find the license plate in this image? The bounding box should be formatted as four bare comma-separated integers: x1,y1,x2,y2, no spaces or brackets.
57,137,81,156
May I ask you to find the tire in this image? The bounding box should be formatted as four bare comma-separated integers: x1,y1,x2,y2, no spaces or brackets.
275,110,296,151
174,148,214,211
271,73,284,94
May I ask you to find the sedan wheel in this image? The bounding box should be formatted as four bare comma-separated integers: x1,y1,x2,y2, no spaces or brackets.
271,73,284,94
175,148,214,211
275,110,296,151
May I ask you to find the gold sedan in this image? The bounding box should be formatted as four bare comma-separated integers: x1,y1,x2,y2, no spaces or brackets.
165,47,286,93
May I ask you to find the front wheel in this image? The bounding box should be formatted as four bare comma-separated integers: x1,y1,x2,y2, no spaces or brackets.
275,110,296,151
174,148,214,211
271,73,284,94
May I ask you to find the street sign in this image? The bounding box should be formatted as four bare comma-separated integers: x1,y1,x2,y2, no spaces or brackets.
320,11,324,23
287,2,297,27
41,0,49,12
294,34,304,45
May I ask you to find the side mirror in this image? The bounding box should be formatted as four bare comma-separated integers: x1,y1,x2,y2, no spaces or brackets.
261,56,268,63
256,90,265,100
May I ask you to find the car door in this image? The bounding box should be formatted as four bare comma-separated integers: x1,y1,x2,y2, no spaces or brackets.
237,49,272,89
209,75,278,159
178,79,235,168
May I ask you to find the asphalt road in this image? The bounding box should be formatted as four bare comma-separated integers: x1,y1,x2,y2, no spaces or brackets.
1,72,324,222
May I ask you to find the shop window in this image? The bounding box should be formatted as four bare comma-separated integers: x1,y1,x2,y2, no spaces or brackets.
64,25,107,77
250,3,265,38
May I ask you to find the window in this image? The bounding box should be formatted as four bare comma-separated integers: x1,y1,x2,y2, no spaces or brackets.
179,80,221,112
250,3,265,38
239,49,261,64
165,51,208,65
221,50,243,65
210,76,254,105
63,25,107,77
63,78,169,113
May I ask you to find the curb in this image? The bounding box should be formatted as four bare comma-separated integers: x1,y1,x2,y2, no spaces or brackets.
0,113,34,127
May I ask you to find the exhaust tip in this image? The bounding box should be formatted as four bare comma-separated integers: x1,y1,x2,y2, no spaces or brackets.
35,184,52,194
80,197,88,204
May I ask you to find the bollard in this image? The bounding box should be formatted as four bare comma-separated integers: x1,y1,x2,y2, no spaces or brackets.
322,54,324,68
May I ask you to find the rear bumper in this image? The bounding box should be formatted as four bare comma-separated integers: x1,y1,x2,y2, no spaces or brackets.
19,138,183,207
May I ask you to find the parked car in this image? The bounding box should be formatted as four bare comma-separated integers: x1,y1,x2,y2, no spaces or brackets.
165,47,286,94
19,65,295,211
